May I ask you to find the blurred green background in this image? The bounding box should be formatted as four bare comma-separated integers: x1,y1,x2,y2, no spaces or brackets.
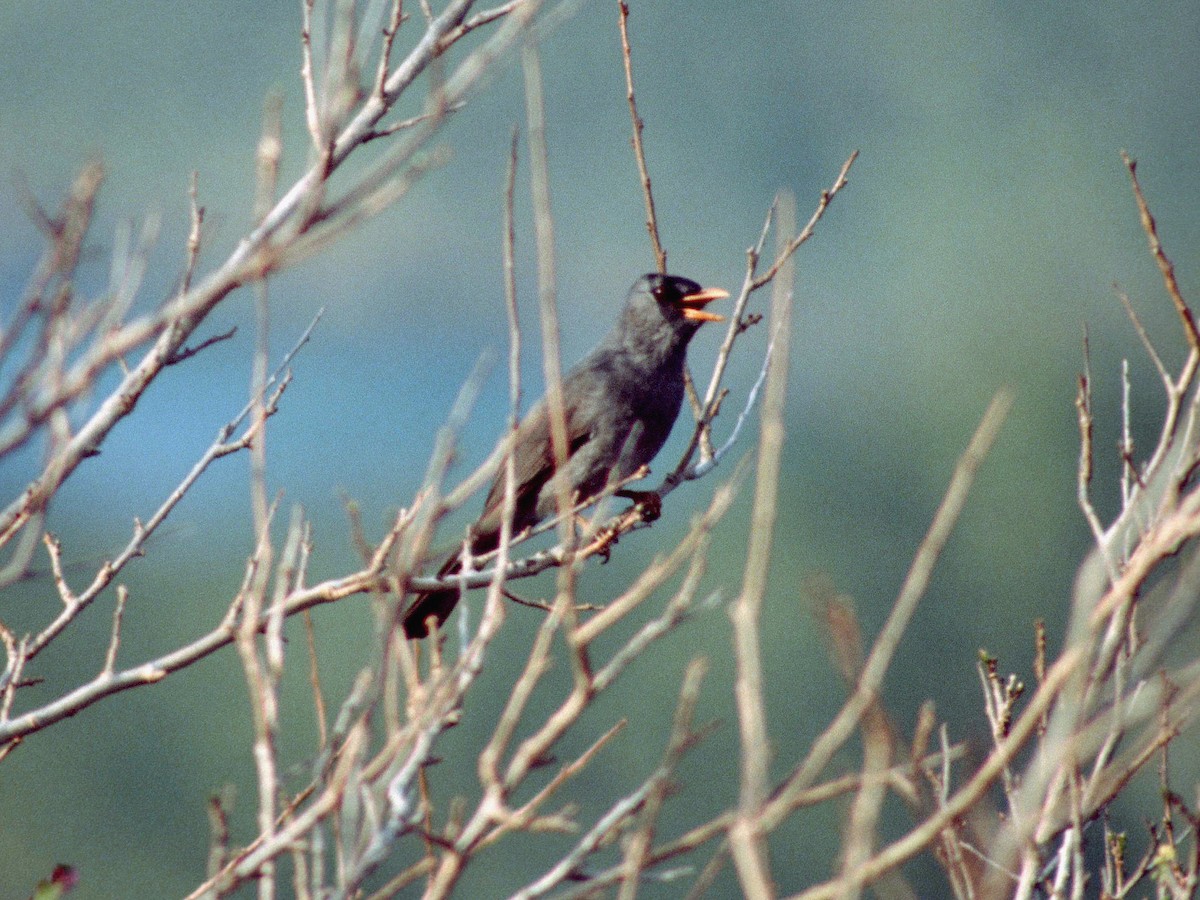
2,0,1200,896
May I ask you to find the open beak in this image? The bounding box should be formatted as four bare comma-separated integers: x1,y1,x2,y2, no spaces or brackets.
679,286,730,323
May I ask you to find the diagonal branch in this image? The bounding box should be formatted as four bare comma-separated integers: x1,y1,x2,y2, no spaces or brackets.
1122,151,1199,354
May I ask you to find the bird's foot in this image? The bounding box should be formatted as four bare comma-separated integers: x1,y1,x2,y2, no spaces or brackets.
583,521,622,562
616,488,662,523
595,531,617,562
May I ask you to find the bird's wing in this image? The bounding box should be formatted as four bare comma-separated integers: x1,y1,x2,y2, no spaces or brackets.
406,400,593,637
472,394,595,546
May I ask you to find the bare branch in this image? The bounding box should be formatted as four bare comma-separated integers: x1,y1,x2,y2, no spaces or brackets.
751,151,858,291
617,0,666,273
1122,151,1199,354
729,190,796,899
768,390,1012,827
166,326,237,365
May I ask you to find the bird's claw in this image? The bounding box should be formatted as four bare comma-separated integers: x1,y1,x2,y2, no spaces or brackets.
617,488,662,523
597,534,616,562
587,525,619,562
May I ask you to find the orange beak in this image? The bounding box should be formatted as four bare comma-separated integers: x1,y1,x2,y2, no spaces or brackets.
679,286,729,322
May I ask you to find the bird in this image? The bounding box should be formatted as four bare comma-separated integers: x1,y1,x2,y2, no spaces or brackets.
403,273,729,638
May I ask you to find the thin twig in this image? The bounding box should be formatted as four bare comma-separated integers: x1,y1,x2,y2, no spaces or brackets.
21,311,322,664
102,585,128,675
792,646,1082,900
167,326,237,366
373,0,406,100
751,151,858,291
1122,152,1199,353
0,0,542,559
768,390,1012,827
1117,288,1171,390
522,41,585,669
301,0,323,147
617,0,666,273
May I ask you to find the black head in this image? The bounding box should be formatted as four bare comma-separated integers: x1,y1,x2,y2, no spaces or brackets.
621,273,728,338
606,273,729,370
635,273,728,326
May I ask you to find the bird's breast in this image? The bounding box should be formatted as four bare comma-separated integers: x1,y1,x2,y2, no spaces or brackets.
610,362,685,460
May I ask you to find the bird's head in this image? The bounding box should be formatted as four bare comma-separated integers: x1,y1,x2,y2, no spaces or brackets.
606,274,730,370
642,273,728,324
624,272,729,337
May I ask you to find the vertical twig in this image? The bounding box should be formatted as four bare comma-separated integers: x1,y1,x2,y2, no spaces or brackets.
304,610,328,752
522,42,584,649
825,598,893,898
1120,358,1135,507
374,0,406,99
616,0,666,274
102,585,129,675
1075,327,1111,561
181,172,205,296
301,0,324,147
240,92,286,900
728,190,796,900
521,44,566,508
617,657,709,900
503,126,522,437
479,125,525,641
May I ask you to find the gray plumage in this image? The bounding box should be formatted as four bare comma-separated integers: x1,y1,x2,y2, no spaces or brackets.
403,273,727,638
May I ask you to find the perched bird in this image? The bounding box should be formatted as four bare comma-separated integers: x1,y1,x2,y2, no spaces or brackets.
403,273,728,638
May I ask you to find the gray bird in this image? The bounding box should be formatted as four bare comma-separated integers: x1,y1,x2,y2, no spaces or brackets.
403,273,728,638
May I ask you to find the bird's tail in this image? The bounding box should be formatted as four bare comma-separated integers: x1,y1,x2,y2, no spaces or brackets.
402,552,463,639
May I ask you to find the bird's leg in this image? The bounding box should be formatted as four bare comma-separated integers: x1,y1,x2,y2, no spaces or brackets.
572,507,617,562
571,508,618,562
588,527,618,563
